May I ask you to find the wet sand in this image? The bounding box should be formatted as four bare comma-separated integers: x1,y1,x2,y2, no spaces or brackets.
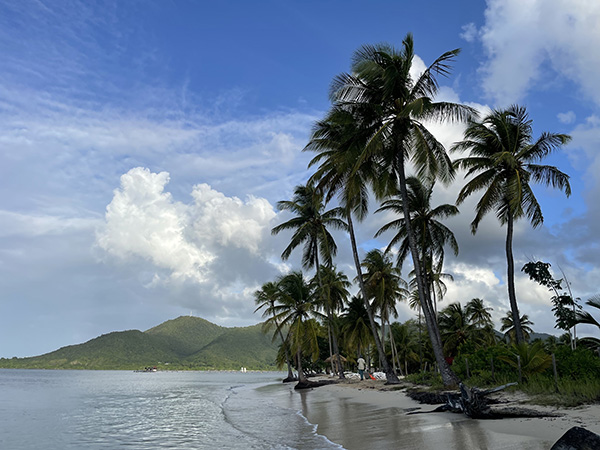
293,377,600,450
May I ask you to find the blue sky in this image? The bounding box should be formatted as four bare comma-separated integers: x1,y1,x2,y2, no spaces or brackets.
1,0,600,357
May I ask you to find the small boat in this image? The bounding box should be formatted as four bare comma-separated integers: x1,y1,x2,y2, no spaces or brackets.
134,366,158,373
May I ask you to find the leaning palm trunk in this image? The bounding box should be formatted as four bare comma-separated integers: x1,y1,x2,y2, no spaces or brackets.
396,160,458,386
506,213,525,344
347,212,400,383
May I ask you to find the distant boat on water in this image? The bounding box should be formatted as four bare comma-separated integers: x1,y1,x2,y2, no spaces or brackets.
134,366,158,372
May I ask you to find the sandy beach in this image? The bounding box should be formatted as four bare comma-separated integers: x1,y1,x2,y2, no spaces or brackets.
290,376,600,450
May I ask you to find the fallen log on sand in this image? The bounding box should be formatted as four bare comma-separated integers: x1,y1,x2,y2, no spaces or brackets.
408,382,560,420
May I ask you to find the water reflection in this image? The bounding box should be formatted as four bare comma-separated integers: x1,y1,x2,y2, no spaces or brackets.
295,386,553,450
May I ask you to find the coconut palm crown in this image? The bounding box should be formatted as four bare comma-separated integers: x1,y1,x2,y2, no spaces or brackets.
325,34,476,386
453,105,571,344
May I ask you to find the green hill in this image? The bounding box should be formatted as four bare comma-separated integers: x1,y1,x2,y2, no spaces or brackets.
0,316,279,370
145,316,225,356
186,324,279,370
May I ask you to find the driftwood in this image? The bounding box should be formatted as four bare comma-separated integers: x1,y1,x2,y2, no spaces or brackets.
408,382,559,419
294,379,337,390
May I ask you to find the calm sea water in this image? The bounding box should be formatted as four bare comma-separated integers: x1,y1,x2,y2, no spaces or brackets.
0,369,341,450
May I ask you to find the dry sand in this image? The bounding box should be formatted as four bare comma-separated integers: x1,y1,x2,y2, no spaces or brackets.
294,376,600,450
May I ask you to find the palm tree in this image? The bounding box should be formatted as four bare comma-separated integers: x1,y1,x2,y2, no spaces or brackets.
272,184,346,270
313,265,351,375
438,303,476,358
428,265,454,315
330,35,475,385
269,271,320,384
500,311,534,344
376,176,459,317
573,295,600,348
254,281,295,381
390,321,420,374
306,100,401,383
466,298,493,328
360,249,407,372
453,105,571,344
340,296,375,361
466,297,496,345
271,183,348,378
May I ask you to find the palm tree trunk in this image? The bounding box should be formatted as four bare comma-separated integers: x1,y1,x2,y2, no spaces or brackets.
506,213,525,344
296,347,306,383
315,255,345,379
395,159,458,386
327,322,336,375
388,320,402,375
347,212,400,383
277,327,295,380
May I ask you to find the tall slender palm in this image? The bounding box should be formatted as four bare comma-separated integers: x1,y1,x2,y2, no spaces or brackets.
306,100,401,383
377,176,459,271
453,105,571,344
254,281,295,381
376,176,459,317
272,184,348,378
269,271,319,384
500,311,534,344
360,249,407,371
272,184,346,269
313,265,351,375
330,35,475,385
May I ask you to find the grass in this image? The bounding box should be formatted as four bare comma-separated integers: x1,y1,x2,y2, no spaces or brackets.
404,370,600,407
520,375,600,407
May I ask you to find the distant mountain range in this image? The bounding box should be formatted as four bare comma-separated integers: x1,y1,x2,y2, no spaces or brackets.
0,316,280,370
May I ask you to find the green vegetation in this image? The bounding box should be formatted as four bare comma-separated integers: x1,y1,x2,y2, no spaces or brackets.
0,316,280,370
260,35,593,404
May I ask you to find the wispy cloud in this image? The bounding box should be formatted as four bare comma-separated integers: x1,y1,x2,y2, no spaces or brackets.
477,0,600,106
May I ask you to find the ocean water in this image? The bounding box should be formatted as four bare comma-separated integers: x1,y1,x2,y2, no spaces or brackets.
0,369,341,450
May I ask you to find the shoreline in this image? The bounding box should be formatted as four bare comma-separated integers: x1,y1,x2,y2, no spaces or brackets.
292,375,600,450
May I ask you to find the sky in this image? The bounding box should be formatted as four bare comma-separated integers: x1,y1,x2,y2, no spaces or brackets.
1,0,600,358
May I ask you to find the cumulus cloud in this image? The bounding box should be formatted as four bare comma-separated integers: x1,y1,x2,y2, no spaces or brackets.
478,0,600,105
97,167,277,286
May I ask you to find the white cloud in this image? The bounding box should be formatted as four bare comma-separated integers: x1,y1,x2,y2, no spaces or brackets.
0,210,99,237
97,167,277,285
557,111,576,124
189,183,276,253
97,168,215,283
478,0,600,106
460,23,478,43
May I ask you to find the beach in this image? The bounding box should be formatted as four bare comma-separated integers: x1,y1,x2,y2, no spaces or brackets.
286,376,600,450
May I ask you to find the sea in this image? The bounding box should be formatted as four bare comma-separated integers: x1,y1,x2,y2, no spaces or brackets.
0,369,341,450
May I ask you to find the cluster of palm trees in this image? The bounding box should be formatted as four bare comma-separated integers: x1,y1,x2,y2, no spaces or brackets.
260,34,571,386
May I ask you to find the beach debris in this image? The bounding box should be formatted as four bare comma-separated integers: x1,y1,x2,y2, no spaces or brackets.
408,382,560,420
294,379,337,390
550,426,600,450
